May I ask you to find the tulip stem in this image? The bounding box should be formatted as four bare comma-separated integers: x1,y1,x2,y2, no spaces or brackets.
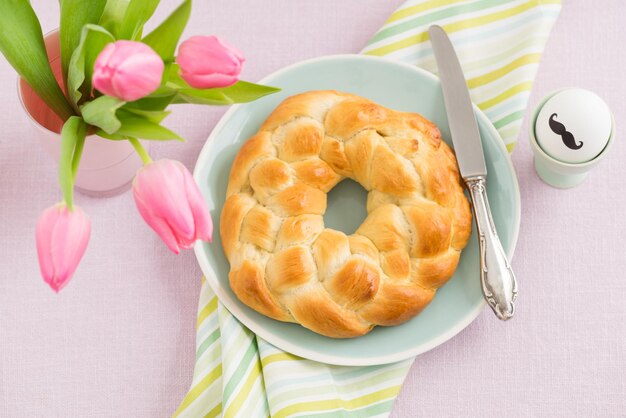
129,138,152,165
71,134,85,182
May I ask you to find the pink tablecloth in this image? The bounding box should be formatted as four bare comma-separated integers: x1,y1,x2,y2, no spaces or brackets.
1,1,625,416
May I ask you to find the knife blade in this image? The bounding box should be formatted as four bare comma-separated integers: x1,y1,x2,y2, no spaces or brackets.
429,25,518,321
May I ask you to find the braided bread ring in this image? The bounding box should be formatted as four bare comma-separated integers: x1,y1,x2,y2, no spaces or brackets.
221,91,472,338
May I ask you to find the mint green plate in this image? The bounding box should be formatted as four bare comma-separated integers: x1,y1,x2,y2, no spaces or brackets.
193,55,520,366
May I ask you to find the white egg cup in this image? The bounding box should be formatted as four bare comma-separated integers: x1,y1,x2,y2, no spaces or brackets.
529,89,616,189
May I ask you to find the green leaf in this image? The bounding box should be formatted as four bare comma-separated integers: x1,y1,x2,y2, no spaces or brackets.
142,0,191,60
165,64,281,104
116,111,184,141
0,0,74,120
126,88,177,111
165,63,190,89
80,95,125,134
118,0,160,40
99,0,130,38
120,107,171,123
59,116,87,209
96,130,128,140
218,81,282,103
174,81,281,105
59,0,107,83
173,88,233,105
67,24,115,108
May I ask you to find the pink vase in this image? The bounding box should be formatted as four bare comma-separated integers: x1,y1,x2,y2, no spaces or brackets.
17,30,144,196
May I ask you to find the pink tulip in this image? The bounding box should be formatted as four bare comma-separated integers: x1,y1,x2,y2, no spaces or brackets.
35,203,91,293
133,159,212,254
93,40,164,101
177,36,245,89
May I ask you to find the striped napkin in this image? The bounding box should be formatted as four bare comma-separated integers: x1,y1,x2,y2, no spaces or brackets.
175,1,561,417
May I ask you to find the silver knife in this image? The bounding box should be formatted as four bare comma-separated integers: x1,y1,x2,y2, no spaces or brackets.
428,25,518,320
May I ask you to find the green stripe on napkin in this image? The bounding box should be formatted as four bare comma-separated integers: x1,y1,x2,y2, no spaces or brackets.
363,0,561,152
176,1,560,417
176,280,412,417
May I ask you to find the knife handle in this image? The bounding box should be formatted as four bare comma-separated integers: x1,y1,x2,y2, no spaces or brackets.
465,176,518,320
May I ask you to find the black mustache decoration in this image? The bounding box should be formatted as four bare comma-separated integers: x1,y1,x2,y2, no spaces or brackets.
549,113,583,150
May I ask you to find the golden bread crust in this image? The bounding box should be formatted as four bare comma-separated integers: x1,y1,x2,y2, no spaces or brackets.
220,91,472,338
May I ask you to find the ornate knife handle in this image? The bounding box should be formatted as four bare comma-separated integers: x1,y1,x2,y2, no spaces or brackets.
465,177,518,320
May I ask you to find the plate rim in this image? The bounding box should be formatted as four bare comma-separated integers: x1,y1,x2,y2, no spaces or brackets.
193,54,521,366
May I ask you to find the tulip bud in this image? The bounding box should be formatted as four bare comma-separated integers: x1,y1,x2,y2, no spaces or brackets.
177,36,245,89
35,203,91,293
93,41,164,101
133,159,212,254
